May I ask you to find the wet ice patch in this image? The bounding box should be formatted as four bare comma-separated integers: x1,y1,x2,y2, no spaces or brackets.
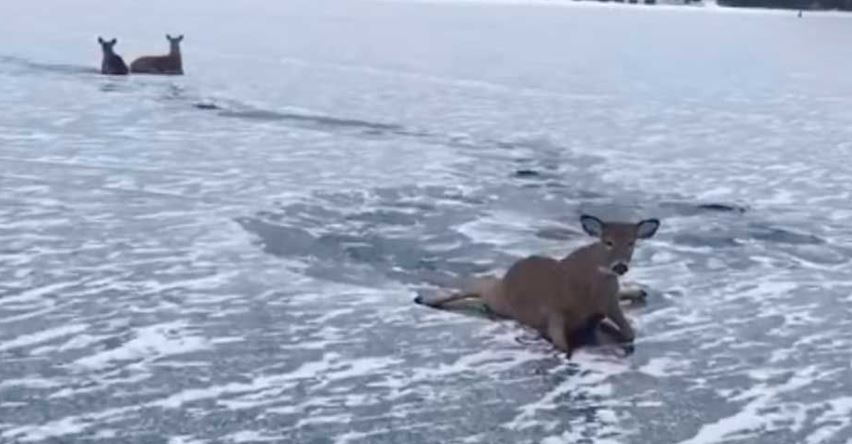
73,321,209,370
0,324,87,353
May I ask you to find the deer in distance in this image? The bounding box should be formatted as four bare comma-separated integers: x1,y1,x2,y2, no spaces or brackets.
130,34,184,75
97,37,128,75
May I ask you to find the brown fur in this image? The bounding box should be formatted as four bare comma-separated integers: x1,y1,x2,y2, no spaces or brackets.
98,37,128,75
416,214,660,357
130,34,184,75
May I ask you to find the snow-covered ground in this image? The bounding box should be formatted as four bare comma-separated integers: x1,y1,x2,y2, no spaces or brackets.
1,0,851,442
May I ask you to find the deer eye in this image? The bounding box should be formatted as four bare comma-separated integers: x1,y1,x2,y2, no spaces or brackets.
604,240,614,248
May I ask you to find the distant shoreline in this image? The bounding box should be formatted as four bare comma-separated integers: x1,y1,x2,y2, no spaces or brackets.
710,0,848,12
394,0,852,14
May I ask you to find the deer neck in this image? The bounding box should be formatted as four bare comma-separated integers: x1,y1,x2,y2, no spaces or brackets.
561,242,621,279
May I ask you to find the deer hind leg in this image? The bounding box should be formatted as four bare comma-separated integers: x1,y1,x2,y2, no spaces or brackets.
413,276,499,307
545,314,575,358
413,291,480,307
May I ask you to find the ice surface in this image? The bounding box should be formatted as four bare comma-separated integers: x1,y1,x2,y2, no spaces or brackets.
2,0,852,442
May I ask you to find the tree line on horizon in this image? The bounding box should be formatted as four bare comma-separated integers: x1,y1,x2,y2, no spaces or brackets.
592,0,852,10
719,0,852,10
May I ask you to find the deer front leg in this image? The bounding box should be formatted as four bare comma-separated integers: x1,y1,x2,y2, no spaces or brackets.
568,314,606,347
606,302,636,344
618,288,647,304
603,301,636,356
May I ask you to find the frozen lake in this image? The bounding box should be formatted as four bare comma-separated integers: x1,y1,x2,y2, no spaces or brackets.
2,0,852,442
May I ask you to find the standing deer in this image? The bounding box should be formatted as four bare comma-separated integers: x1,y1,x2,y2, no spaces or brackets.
415,214,660,357
97,37,129,75
130,34,184,75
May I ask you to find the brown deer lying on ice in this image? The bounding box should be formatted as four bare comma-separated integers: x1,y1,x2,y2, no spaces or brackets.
415,214,660,357
130,34,184,75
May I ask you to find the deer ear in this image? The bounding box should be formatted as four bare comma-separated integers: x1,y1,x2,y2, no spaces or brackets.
636,219,660,239
178,35,184,41
98,36,104,44
166,34,172,40
580,214,604,238
110,38,117,45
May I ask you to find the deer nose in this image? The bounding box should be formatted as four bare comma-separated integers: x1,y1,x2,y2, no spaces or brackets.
612,263,629,276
